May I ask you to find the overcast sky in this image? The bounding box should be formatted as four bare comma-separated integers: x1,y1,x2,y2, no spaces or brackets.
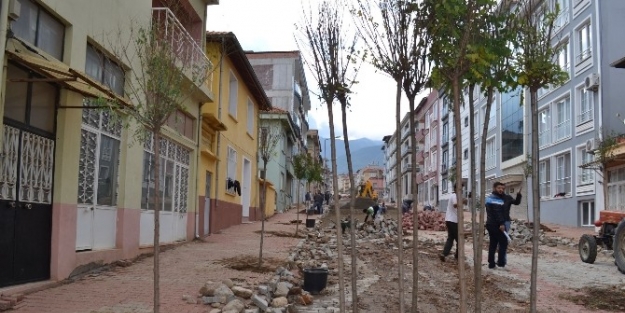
206,0,429,141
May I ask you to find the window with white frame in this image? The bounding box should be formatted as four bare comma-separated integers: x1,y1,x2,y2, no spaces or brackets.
556,41,570,74
489,104,496,130
442,178,448,194
607,167,625,211
226,147,238,193
539,160,551,198
555,152,571,195
486,138,496,170
539,109,551,147
577,148,594,185
431,151,437,172
228,71,238,118
577,86,593,125
552,0,569,30
554,97,571,142
474,111,479,139
140,136,191,212
246,98,254,134
576,22,592,65
580,201,595,226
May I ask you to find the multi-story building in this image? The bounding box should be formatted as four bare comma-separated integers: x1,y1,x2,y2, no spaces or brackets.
246,51,311,208
415,91,440,209
382,111,419,204
202,32,270,233
306,129,323,194
0,0,217,288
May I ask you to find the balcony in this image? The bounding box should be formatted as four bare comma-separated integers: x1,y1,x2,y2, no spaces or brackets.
416,151,424,163
402,163,413,172
152,7,214,98
441,163,448,175
415,128,428,142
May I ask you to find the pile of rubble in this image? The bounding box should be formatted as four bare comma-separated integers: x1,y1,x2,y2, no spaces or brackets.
401,211,446,231
504,219,575,248
193,267,313,313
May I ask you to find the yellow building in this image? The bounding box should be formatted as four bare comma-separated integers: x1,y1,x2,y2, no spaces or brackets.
0,0,217,288
198,32,271,235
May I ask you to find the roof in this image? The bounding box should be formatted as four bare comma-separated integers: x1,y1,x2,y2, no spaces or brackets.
245,51,301,59
205,32,271,110
611,56,625,69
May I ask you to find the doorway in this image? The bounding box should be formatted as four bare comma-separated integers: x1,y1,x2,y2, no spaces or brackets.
0,63,57,287
242,158,251,219
204,171,211,236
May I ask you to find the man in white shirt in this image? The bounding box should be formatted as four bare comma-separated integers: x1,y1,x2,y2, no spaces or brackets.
440,185,468,262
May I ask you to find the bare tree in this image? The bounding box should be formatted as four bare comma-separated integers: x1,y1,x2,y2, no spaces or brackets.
106,15,210,313
353,1,430,310
297,1,347,310
258,123,283,267
510,1,567,311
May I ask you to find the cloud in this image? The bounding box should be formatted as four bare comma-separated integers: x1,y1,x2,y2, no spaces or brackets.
207,0,430,140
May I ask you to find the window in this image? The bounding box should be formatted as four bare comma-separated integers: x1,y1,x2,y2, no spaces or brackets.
607,168,625,211
500,88,523,162
554,97,571,142
12,0,65,60
486,138,496,170
442,178,448,194
431,151,437,171
226,147,238,194
473,112,479,139
580,201,595,226
442,97,450,117
555,153,571,195
551,0,570,31
578,148,594,185
556,41,570,74
483,104,496,130
539,109,551,147
576,23,591,65
85,44,125,95
539,160,551,198
442,150,448,172
463,149,468,160
228,71,238,118
577,86,593,125
78,109,122,207
247,98,254,134
140,136,191,212
442,122,449,144
464,116,469,127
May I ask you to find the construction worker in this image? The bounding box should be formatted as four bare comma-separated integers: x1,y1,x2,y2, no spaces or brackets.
440,184,468,262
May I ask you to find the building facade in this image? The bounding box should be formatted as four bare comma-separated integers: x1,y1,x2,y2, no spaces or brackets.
0,0,217,288
415,91,440,209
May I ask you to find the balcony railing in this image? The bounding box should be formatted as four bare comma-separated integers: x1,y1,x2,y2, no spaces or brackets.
402,163,413,172
152,8,214,91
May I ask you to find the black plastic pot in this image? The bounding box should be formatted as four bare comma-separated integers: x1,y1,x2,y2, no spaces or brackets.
303,268,328,295
305,218,316,228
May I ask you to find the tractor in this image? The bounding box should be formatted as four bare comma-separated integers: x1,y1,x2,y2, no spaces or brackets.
578,210,625,274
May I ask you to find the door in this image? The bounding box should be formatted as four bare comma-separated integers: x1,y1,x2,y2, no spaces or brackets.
204,171,211,236
0,125,54,287
242,158,251,218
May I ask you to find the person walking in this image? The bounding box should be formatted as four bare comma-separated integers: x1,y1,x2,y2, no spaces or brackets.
313,191,324,214
485,182,510,269
440,186,467,262
324,190,331,206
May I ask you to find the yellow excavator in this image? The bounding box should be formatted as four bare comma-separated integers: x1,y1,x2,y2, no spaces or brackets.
358,180,378,201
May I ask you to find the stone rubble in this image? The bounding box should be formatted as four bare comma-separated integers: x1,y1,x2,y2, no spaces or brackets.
402,211,447,231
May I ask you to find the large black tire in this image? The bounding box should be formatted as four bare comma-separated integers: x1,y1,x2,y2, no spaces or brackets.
579,234,597,264
613,220,625,274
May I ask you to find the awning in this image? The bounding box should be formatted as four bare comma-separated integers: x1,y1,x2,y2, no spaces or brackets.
202,112,227,131
580,141,625,169
6,38,132,108
487,173,524,184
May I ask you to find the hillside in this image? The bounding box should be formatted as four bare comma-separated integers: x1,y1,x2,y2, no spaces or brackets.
321,138,385,174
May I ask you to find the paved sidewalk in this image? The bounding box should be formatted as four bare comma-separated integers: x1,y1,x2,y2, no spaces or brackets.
9,209,311,313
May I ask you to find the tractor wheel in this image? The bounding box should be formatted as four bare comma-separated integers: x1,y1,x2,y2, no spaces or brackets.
614,221,625,274
579,234,597,264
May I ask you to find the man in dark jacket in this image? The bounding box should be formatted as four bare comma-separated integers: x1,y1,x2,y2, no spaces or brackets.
313,191,324,214
485,182,512,269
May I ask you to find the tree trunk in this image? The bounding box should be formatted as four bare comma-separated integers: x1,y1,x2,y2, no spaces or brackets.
468,84,479,309
259,160,268,268
407,96,419,313
394,80,405,313
152,131,162,313
476,86,494,312
327,101,346,312
452,79,467,313
529,88,540,313
339,98,358,313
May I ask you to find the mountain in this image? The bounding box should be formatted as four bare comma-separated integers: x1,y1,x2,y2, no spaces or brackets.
320,138,385,174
